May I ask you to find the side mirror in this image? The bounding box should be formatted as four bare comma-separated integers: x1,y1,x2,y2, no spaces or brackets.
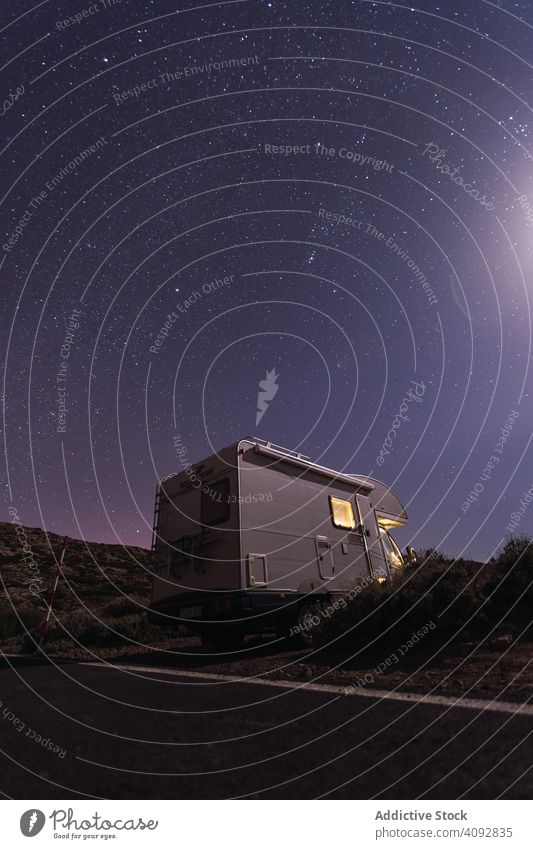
405,546,417,565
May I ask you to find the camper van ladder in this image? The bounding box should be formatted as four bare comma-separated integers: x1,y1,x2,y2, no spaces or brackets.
151,484,162,551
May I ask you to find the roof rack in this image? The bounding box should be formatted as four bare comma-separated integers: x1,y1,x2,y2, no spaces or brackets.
245,436,311,461
247,439,374,491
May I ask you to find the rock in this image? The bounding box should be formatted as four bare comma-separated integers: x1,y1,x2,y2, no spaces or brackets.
489,633,514,650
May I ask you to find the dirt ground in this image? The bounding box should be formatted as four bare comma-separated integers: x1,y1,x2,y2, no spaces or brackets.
11,631,531,706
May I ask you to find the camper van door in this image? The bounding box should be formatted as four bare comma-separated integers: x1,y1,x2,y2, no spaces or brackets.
356,494,388,579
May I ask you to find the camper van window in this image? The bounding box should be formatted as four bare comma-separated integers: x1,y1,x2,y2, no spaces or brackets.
379,527,404,570
329,496,356,530
201,478,230,525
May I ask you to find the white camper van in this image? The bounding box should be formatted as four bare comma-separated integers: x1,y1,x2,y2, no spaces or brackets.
150,438,413,646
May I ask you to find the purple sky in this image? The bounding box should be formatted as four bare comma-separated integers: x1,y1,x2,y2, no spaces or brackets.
2,0,533,562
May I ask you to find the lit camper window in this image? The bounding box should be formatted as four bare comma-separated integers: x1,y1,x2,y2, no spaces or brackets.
379,527,404,570
201,478,230,525
329,496,356,530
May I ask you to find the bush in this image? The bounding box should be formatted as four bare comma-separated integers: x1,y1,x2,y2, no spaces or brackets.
0,607,42,641
314,555,486,655
102,596,143,618
483,537,533,633
34,609,182,650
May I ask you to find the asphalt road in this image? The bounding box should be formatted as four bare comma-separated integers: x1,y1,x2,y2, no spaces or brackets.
0,655,532,799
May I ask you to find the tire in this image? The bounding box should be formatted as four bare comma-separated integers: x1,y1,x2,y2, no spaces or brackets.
292,603,320,648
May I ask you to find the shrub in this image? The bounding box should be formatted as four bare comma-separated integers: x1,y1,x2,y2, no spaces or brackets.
33,609,183,650
314,555,485,655
483,537,533,633
0,607,42,641
102,596,143,617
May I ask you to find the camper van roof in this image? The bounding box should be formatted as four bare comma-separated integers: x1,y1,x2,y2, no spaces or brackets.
159,437,380,493
243,437,375,491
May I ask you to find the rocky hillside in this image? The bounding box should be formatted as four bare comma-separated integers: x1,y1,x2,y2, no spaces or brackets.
0,520,153,647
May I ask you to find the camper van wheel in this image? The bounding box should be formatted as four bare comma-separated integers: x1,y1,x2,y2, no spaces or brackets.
293,603,320,648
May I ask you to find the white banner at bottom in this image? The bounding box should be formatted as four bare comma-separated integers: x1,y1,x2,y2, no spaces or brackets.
0,800,530,848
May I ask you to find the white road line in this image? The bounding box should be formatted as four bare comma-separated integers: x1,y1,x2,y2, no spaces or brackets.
82,661,533,719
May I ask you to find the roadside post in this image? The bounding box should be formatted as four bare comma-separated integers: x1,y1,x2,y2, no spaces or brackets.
38,535,69,650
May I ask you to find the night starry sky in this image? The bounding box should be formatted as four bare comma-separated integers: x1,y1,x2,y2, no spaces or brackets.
1,0,532,561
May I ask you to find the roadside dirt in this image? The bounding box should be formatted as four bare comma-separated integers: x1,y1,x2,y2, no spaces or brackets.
11,632,532,706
